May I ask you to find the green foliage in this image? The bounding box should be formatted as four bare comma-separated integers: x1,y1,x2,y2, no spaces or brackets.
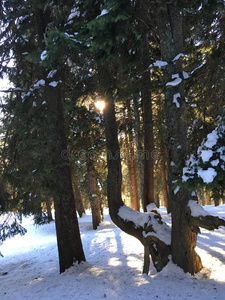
0,212,27,256
182,115,225,198
40,30,81,67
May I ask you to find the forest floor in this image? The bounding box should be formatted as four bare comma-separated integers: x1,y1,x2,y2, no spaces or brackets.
0,205,225,300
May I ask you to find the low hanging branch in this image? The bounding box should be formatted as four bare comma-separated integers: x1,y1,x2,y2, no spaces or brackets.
0,212,27,257
185,202,225,233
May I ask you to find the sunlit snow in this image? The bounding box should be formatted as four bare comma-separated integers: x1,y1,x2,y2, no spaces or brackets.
197,168,217,183
166,77,182,87
0,207,225,300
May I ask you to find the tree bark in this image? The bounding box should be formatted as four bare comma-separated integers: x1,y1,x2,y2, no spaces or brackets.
70,162,85,218
161,142,170,213
103,92,170,274
142,66,155,211
156,2,203,274
126,101,140,211
87,157,101,229
45,84,85,273
133,94,144,205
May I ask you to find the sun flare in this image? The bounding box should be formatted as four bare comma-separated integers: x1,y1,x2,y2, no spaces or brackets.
95,100,105,112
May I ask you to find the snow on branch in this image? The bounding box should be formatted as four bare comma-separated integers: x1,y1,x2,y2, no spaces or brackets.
118,205,171,245
185,201,225,232
188,200,209,217
172,53,185,62
166,77,182,87
0,212,27,257
182,119,225,185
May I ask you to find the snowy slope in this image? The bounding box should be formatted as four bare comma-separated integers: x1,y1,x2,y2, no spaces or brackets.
0,206,225,300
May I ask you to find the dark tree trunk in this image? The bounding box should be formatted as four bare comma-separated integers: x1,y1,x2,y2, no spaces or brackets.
125,131,139,211
133,94,144,205
142,67,155,211
70,162,85,218
45,84,85,273
213,189,220,206
161,142,170,213
126,101,140,211
87,157,101,229
156,2,203,274
136,0,155,211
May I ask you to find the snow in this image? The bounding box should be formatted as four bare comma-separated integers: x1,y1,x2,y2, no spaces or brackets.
1,206,225,300
211,159,219,167
152,60,168,68
173,93,181,108
40,50,48,61
174,186,180,194
200,150,213,163
146,203,158,212
118,205,150,228
188,200,209,217
197,167,217,183
172,53,184,62
191,64,204,75
97,9,108,18
183,71,189,79
204,130,219,148
33,80,45,88
182,124,224,184
166,77,182,87
49,81,58,87
47,70,57,79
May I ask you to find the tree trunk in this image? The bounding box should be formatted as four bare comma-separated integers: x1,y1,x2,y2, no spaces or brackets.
136,0,155,212
126,101,140,211
46,197,53,222
45,84,85,273
156,2,203,274
87,157,101,229
213,189,220,206
103,92,170,274
161,142,170,213
142,66,155,211
133,94,144,206
70,162,85,218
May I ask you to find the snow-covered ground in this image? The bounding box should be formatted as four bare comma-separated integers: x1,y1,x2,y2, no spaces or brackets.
0,206,225,300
